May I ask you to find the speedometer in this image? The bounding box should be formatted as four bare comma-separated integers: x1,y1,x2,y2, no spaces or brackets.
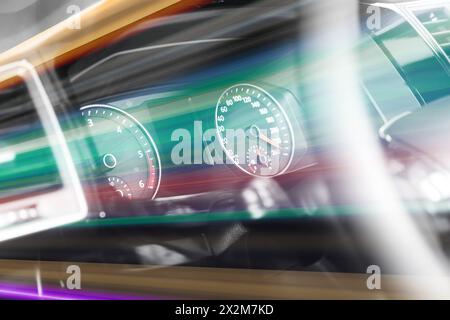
81,104,161,200
216,83,297,177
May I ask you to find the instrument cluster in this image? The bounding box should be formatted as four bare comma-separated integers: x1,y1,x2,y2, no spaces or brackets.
80,82,308,201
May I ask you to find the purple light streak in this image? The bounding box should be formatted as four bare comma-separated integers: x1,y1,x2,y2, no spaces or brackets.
0,281,163,300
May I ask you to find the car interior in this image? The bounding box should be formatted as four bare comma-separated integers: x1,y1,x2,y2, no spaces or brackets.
1,0,450,299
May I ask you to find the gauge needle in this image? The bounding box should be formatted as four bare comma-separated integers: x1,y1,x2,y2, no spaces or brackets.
258,131,280,149
248,125,280,149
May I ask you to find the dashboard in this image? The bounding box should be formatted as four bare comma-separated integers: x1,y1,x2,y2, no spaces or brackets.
63,5,314,216
1,0,450,298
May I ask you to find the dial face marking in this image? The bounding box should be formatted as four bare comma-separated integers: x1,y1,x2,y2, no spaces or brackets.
107,176,132,199
216,84,295,177
102,153,117,169
81,104,161,200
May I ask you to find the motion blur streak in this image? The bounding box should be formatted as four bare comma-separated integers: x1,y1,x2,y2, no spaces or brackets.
3,0,450,300
0,259,449,299
0,0,209,80
0,281,160,300
301,0,450,298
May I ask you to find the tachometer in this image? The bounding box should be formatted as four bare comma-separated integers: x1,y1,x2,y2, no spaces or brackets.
216,83,298,177
81,104,161,200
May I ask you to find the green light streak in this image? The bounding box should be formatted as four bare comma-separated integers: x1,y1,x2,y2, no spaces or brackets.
67,206,333,228
1,30,443,223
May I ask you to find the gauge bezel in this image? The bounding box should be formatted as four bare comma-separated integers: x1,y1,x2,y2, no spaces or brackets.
215,83,296,178
80,104,162,200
